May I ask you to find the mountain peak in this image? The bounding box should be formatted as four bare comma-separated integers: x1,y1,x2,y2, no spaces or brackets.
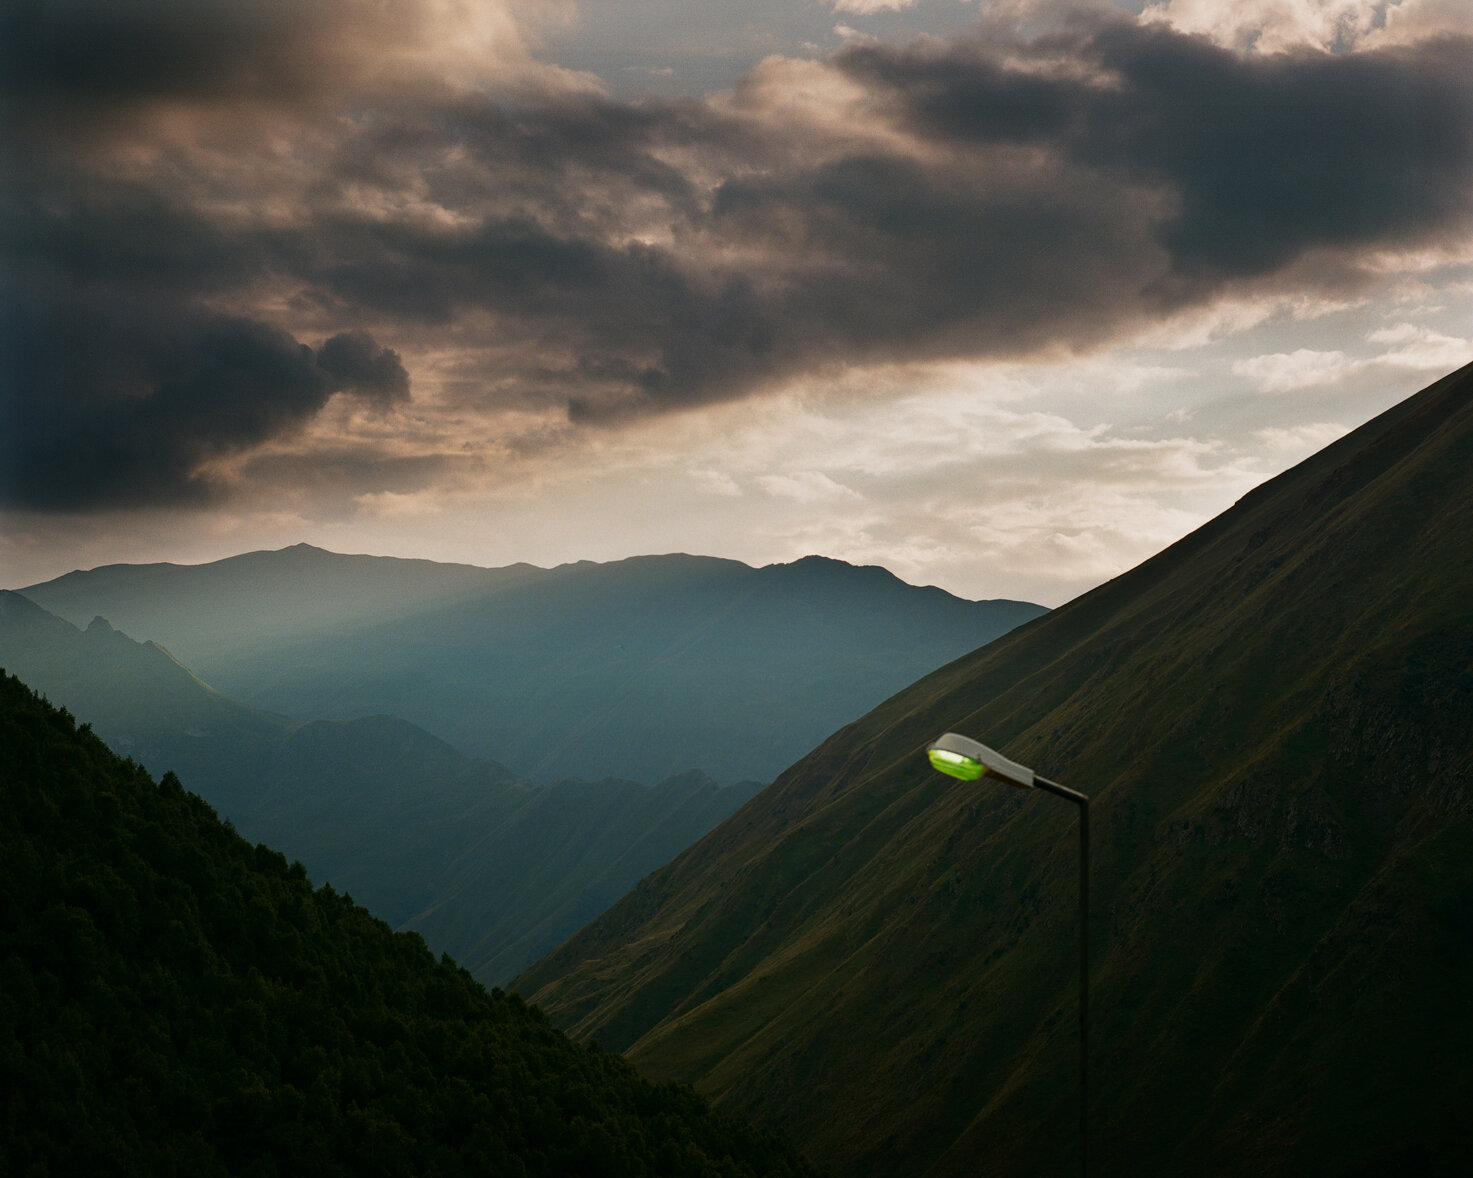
86,615,114,634
269,542,333,559
765,553,884,580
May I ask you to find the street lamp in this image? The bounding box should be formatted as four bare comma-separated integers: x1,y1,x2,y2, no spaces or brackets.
927,732,1090,1178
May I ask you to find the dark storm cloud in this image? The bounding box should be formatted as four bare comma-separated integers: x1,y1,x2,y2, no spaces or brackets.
1,0,283,106
3,3,1472,510
0,287,408,509
0,0,405,117
315,331,412,406
269,17,1472,419
1087,26,1473,280
839,20,1473,282
1,170,262,297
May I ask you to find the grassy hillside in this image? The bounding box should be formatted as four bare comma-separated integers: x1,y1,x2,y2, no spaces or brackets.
0,670,818,1177
21,550,1046,785
516,362,1473,1177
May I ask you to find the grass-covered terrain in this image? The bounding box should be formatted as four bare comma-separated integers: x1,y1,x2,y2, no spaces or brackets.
517,362,1473,1177
0,670,818,1178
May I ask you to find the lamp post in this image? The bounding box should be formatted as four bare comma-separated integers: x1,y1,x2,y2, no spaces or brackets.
926,732,1089,1178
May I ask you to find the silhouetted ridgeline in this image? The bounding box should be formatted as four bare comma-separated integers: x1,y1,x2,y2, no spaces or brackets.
0,671,817,1177
21,549,1046,785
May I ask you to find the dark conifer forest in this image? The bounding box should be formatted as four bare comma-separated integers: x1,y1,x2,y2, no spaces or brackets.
0,670,818,1178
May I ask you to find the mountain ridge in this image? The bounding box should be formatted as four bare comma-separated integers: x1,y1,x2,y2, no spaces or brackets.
19,549,1046,785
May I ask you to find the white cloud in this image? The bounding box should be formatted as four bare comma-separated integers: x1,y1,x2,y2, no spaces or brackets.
829,0,918,14
1365,323,1473,370
688,468,742,497
1139,0,1388,53
1234,348,1355,392
756,471,864,503
1139,0,1473,54
1255,421,1350,452
1232,320,1471,395
353,490,445,518
491,360,1266,604
1372,0,1473,45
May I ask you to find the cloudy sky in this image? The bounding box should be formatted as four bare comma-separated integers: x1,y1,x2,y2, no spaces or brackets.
2,0,1470,605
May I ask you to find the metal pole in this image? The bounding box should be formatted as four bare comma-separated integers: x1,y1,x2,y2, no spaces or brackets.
1037,776,1088,1178
1080,798,1088,1178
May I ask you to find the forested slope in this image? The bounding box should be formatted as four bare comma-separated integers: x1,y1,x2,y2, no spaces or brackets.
0,670,816,1178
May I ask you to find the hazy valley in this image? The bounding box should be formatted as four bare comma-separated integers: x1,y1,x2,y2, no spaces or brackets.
21,549,1044,786
4,554,1038,984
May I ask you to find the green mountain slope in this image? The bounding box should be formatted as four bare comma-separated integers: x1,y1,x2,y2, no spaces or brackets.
515,361,1473,1177
0,599,758,985
20,550,1046,785
0,671,817,1177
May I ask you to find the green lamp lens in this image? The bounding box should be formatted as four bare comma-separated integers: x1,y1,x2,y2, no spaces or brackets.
928,747,985,781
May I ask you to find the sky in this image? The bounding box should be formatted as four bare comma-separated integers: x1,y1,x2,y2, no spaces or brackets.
2,0,1471,606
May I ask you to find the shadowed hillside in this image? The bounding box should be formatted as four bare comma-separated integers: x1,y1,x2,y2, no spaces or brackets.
0,671,819,1176
517,362,1473,1177
21,550,1045,785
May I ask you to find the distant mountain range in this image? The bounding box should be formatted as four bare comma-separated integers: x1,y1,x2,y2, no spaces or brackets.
1,671,817,1177
516,362,1473,1177
19,549,1046,785
0,592,758,983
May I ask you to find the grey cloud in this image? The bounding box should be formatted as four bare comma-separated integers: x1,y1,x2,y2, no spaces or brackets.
235,447,449,499
1,169,262,298
1082,25,1473,281
839,20,1473,282
0,289,410,509
316,331,411,407
0,0,399,115
283,21,1472,419
269,91,1166,416
4,6,1472,511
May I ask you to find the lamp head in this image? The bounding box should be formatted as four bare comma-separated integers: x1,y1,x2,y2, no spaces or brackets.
926,732,1035,789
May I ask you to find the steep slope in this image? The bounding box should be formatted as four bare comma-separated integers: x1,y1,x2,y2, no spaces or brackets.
21,550,1046,785
0,671,817,1177
516,361,1473,1178
0,602,758,986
